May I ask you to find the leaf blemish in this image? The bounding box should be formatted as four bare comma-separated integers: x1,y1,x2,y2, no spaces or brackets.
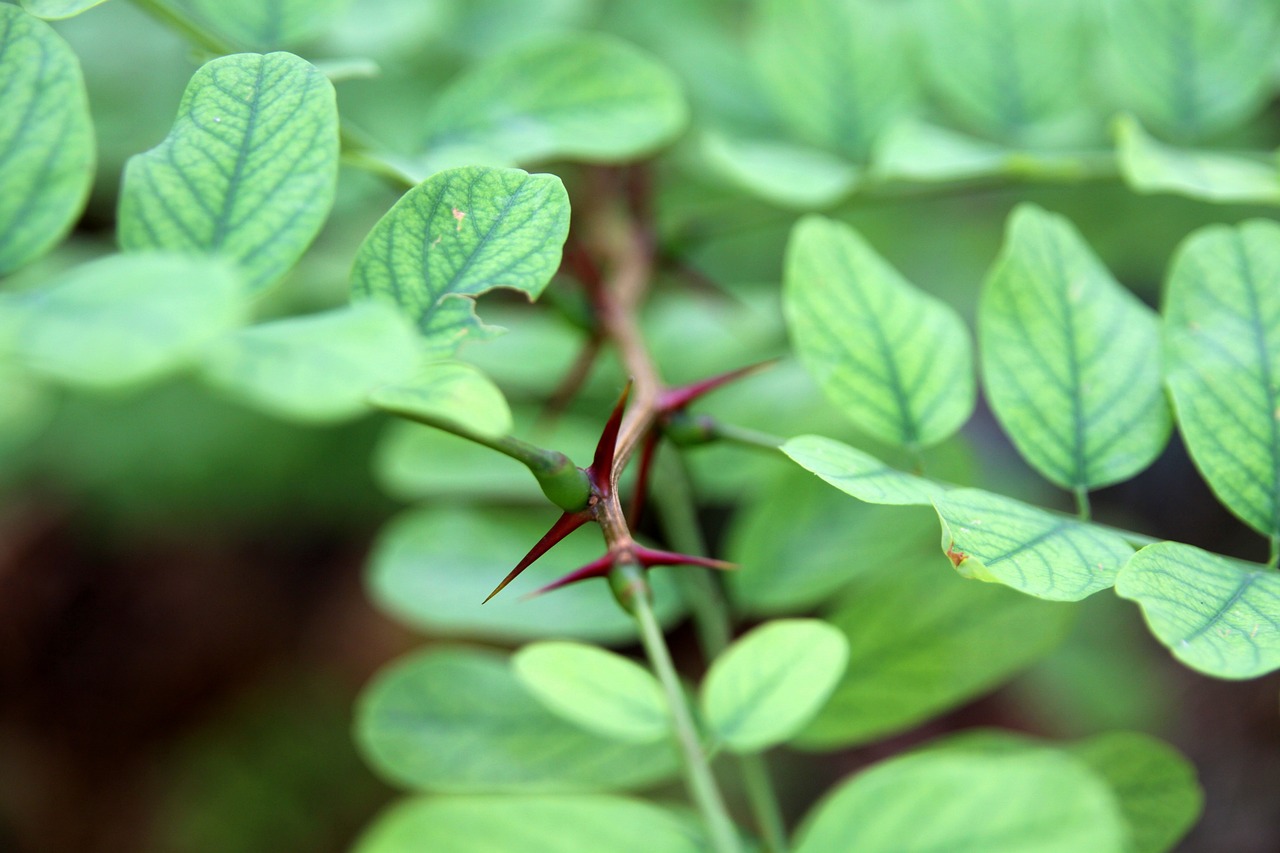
452,207,466,232
945,543,967,567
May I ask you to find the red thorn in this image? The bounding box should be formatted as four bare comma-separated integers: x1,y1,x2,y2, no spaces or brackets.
656,360,777,413
483,510,591,603
633,545,737,572
590,381,632,496
521,553,615,600
629,429,660,528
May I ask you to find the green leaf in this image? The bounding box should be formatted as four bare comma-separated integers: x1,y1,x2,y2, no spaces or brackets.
355,647,680,793
366,506,684,644
871,118,1009,183
1116,541,1280,679
200,303,423,423
0,5,95,276
782,435,948,506
1114,114,1280,204
700,619,848,753
118,51,339,293
0,365,53,457
10,253,246,389
170,0,350,50
1101,0,1279,141
18,0,109,20
917,0,1092,144
980,204,1171,491
794,740,1127,853
699,131,858,209
785,217,975,450
727,466,940,614
1163,220,1280,539
933,488,1134,600
349,166,570,356
369,361,512,440
356,795,702,853
750,0,914,160
797,559,1073,749
422,34,687,164
1069,732,1203,853
512,642,669,744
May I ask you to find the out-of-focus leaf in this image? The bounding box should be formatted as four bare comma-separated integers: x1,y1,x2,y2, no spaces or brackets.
201,303,423,423
782,435,947,506
700,132,858,209
980,204,1171,491
171,0,350,50
356,795,702,853
1163,220,1280,539
1116,541,1280,679
0,5,94,275
350,166,569,356
118,52,339,293
369,361,511,439
355,647,680,793
871,118,1008,183
18,0,109,20
422,34,687,164
10,253,246,388
1114,114,1280,204
784,216,974,450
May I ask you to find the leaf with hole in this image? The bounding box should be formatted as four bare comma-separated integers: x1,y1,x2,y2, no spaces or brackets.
0,5,95,276
200,303,424,423
423,33,687,164
350,166,570,357
118,51,339,293
785,216,974,451
355,647,679,793
10,253,246,389
700,619,848,753
934,489,1134,600
1163,219,1280,540
513,642,668,744
980,204,1171,491
1116,541,1280,679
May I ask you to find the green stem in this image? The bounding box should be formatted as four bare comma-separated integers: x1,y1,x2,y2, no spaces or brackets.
624,565,742,853
655,453,790,853
1074,486,1092,521
708,421,787,452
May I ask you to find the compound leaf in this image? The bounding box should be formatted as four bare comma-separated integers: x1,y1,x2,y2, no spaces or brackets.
934,489,1134,600
785,217,974,451
118,51,339,293
980,204,1171,491
350,166,569,356
1163,220,1280,540
0,5,94,275
355,647,679,793
1116,541,1280,679
782,435,946,506
701,619,848,753
423,33,687,164
513,642,668,744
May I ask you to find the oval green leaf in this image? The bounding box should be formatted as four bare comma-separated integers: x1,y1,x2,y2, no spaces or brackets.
350,166,570,356
0,5,95,276
934,488,1134,600
356,795,702,853
369,360,512,440
1116,541,1280,679
784,216,975,451
423,33,687,164
750,0,914,160
355,647,680,793
701,619,849,753
1102,0,1278,141
797,558,1073,749
366,506,684,644
1069,732,1203,853
1163,220,1280,540
980,204,1171,491
200,303,423,423
794,741,1127,853
18,0,109,20
513,642,669,744
118,51,339,293
782,435,948,506
10,253,246,389
1114,114,1280,205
